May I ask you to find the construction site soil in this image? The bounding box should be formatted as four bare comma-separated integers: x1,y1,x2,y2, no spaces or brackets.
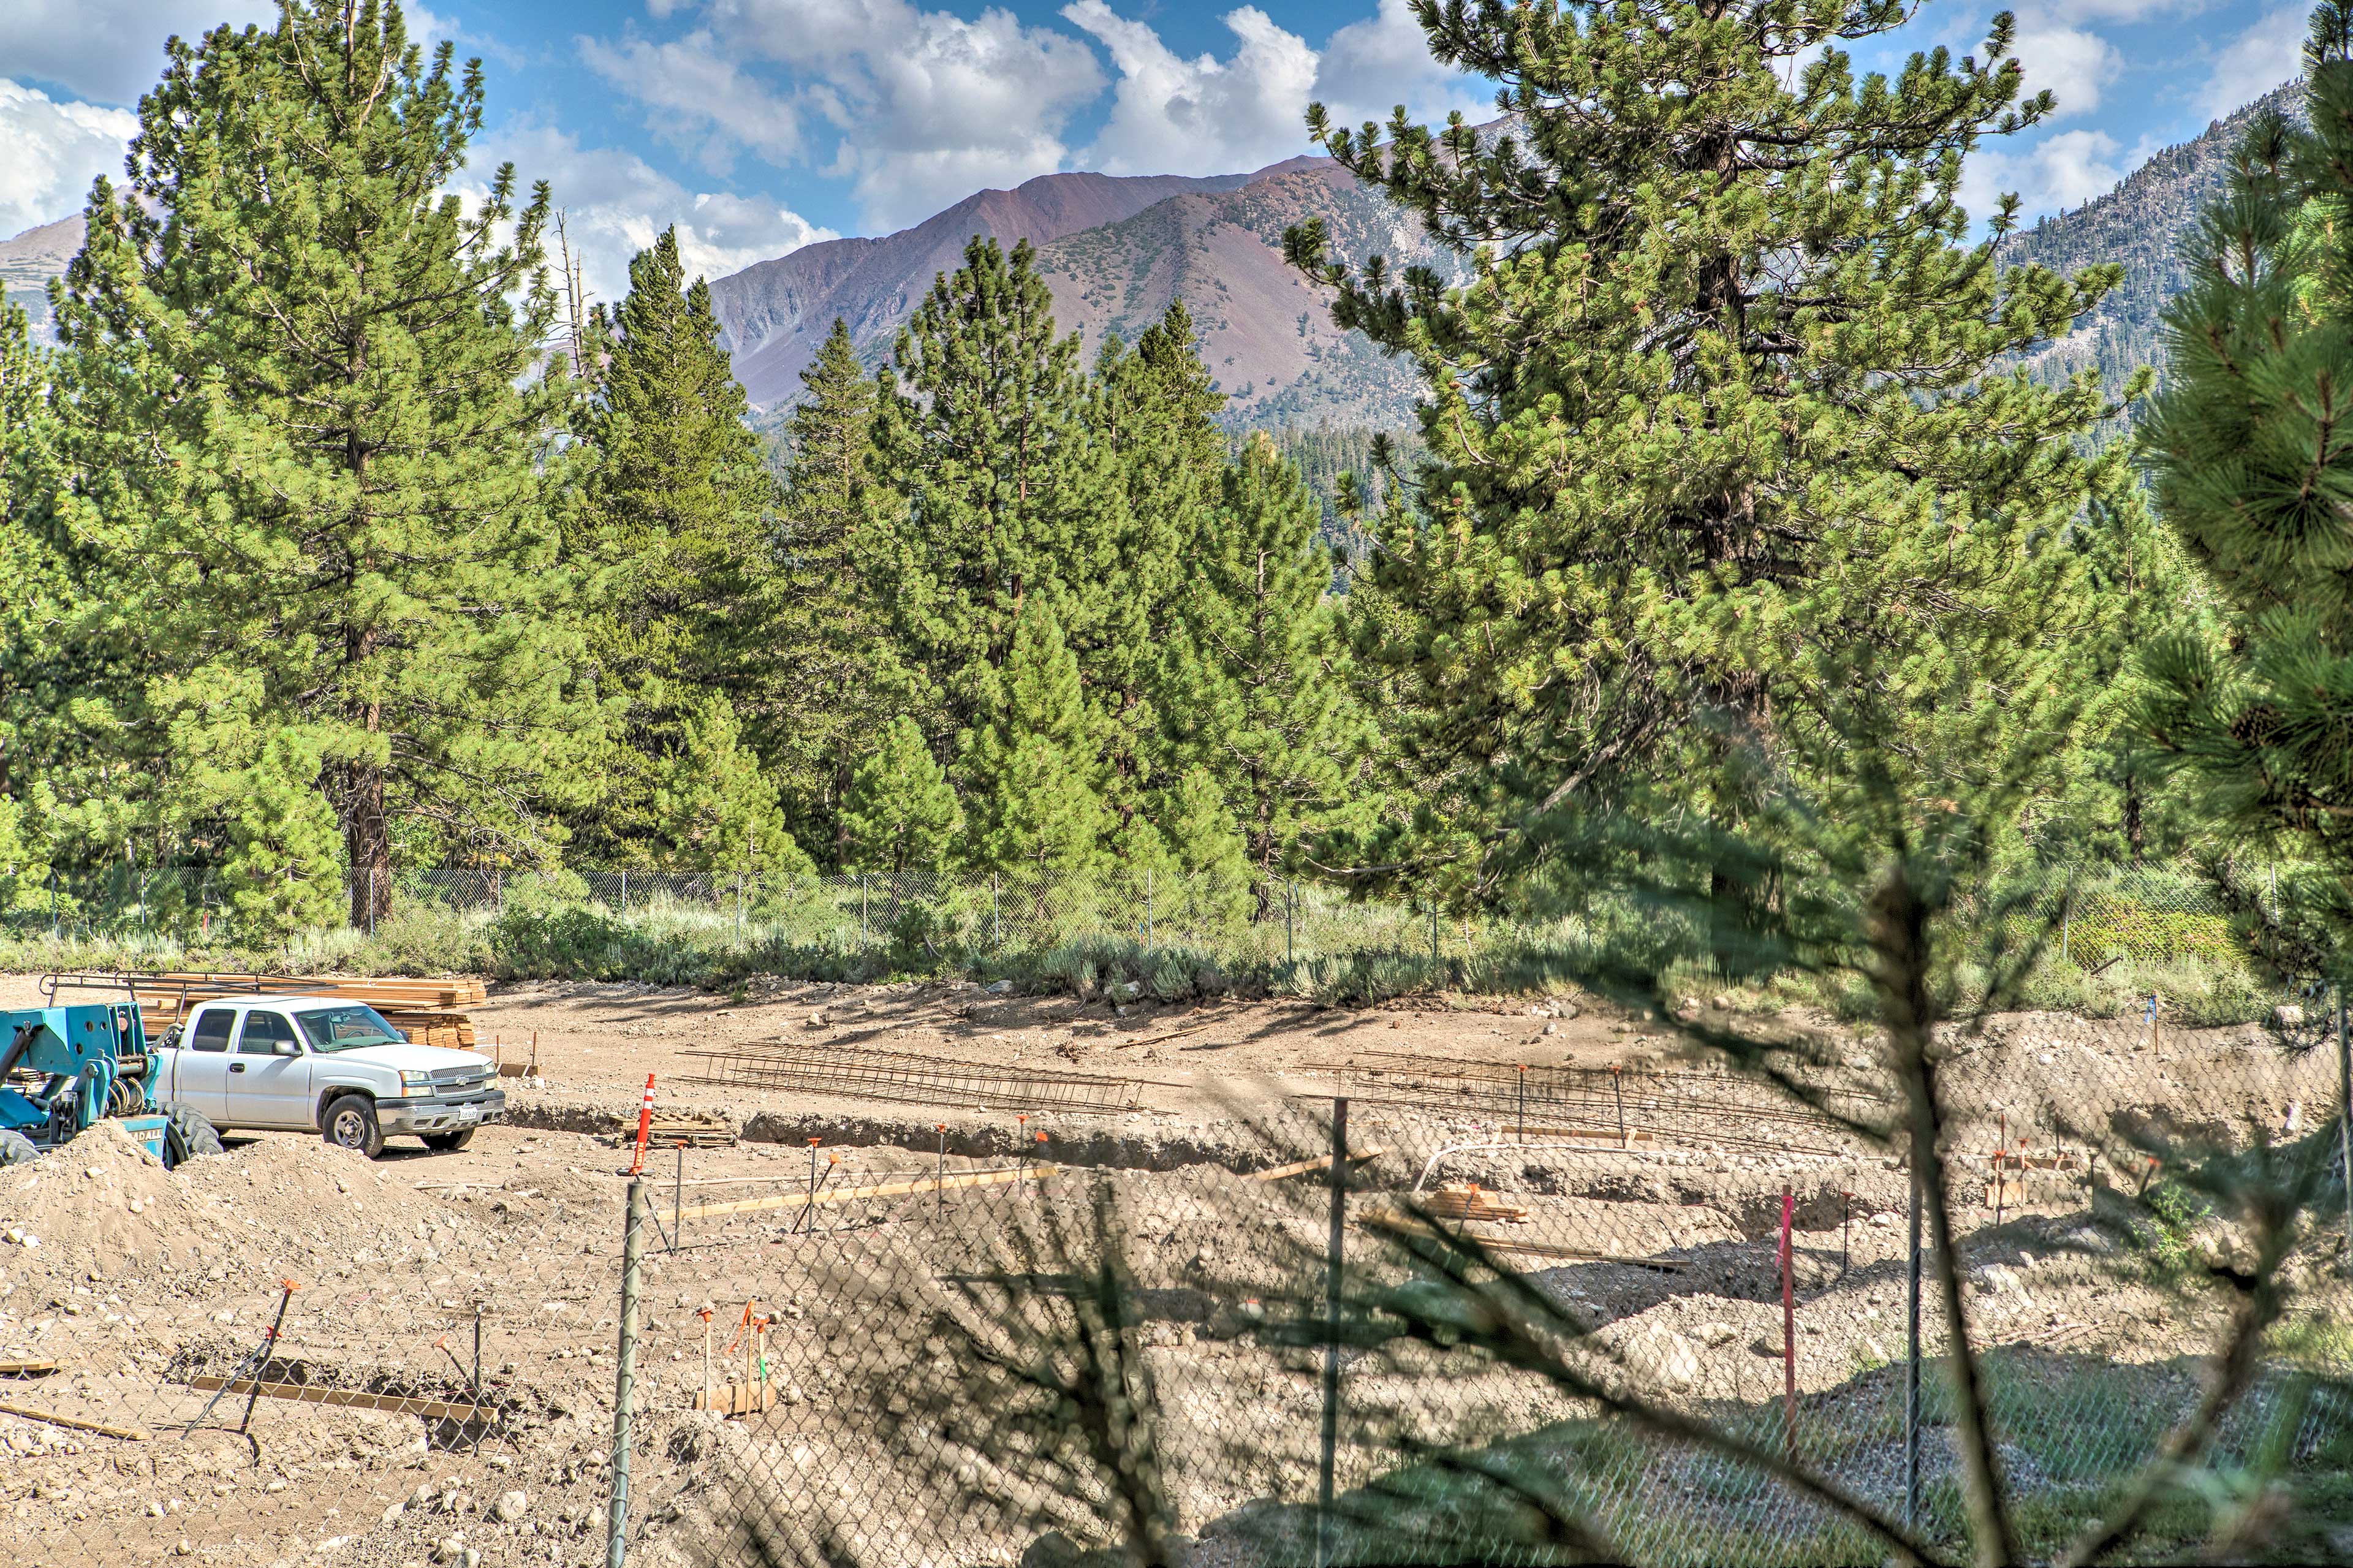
0,974,2341,1566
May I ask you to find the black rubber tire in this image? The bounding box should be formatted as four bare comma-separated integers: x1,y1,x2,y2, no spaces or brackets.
0,1129,35,1167
159,1100,223,1170
321,1093,385,1159
421,1128,476,1153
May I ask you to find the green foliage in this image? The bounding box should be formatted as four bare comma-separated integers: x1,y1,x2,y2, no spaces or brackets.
966,605,1109,874
50,1,600,923
650,695,811,876
1287,0,2141,909
839,715,963,872
874,237,1131,746
2139,11,2353,966
216,733,345,941
1166,434,1371,884
573,225,778,862
767,318,893,846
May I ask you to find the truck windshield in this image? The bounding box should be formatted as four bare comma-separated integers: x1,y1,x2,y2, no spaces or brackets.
294,1005,406,1053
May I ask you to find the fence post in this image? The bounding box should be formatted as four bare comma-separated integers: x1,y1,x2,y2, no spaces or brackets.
1146,868,1154,955
1904,1159,1923,1529
1317,1096,1349,1568
1286,879,1295,965
607,1178,648,1568
621,869,628,917
49,869,58,939
2058,890,2070,967
368,866,377,938
991,875,1000,950
860,873,868,952
2339,984,2351,1274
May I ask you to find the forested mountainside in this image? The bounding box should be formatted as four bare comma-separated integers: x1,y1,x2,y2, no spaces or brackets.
2001,80,2297,396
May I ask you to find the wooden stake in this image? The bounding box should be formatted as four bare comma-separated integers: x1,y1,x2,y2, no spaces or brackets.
0,1401,148,1441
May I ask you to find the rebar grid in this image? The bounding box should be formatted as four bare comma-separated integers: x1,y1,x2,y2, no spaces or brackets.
681,1040,1146,1112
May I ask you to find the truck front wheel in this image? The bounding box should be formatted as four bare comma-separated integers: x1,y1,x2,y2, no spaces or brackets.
322,1094,385,1159
159,1101,223,1170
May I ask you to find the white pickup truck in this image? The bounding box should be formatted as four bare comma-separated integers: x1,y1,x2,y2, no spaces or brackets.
153,993,505,1158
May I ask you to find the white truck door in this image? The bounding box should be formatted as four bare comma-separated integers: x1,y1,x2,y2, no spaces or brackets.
171,1004,238,1124
231,1010,314,1130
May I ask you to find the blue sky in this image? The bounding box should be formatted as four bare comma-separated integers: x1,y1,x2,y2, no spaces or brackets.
0,0,2311,302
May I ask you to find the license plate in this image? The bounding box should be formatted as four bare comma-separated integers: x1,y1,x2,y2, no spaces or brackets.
457,1104,480,1124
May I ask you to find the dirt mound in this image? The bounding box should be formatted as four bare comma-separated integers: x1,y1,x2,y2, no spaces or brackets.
0,1116,202,1277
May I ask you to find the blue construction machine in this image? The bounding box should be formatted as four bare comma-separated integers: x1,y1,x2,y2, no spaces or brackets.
0,973,222,1167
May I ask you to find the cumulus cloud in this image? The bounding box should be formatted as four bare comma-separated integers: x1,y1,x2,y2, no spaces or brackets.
1961,126,2126,227
467,121,836,303
579,29,805,173
1313,0,1494,133
0,0,275,105
1063,2,1319,175
585,0,1102,230
2199,3,2305,120
2009,13,2124,119
0,79,136,240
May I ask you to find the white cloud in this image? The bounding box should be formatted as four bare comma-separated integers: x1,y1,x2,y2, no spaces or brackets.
2010,13,2124,119
1313,0,1493,133
587,0,1103,230
468,122,835,303
1063,2,1319,175
2199,3,2305,120
1961,126,2126,227
0,78,136,240
578,29,805,173
0,0,276,105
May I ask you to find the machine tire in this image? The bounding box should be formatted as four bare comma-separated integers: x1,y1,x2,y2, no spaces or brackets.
322,1094,385,1159
0,1129,35,1167
160,1100,223,1170
422,1128,476,1153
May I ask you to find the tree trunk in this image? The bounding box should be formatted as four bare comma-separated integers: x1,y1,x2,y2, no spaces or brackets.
344,749,391,928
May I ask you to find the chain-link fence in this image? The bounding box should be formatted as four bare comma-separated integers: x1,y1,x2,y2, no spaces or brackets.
0,992,2349,1563
4,862,2305,990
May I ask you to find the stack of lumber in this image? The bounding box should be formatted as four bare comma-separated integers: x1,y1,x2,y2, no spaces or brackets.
129,974,487,1050
1422,1183,1531,1223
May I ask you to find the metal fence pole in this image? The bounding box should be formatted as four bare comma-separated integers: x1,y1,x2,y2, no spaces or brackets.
1904,1159,1923,1528
607,1179,648,1568
1428,899,1439,965
991,874,1000,949
1317,1096,1349,1568
2339,985,2351,1274
621,869,627,917
1286,879,1295,964
860,873,868,951
1146,868,1154,955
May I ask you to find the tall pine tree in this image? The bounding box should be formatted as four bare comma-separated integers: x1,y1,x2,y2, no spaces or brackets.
1286,1,2140,907
839,715,963,873
54,0,599,921
1166,435,1368,909
873,237,1131,762
771,319,896,858
574,225,782,865
2140,2,2353,926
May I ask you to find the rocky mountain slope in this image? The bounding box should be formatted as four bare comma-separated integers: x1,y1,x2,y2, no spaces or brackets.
0,214,82,329
2001,79,2297,393
708,170,1257,408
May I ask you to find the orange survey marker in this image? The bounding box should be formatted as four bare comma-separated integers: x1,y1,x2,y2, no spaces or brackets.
629,1074,656,1175
700,1301,778,1415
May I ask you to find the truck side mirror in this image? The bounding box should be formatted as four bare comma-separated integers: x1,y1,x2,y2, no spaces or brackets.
276,1039,300,1057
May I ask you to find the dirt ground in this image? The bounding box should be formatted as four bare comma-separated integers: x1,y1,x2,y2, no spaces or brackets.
0,973,2341,1567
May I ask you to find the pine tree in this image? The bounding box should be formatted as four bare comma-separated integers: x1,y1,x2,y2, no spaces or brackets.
964,605,1107,874
218,733,347,941
1152,764,1256,928
1285,1,2141,906
772,319,896,856
873,237,1131,749
1166,436,1368,906
574,225,778,863
52,1,599,923
1094,301,1227,809
650,695,811,876
2139,4,2353,914
839,715,963,873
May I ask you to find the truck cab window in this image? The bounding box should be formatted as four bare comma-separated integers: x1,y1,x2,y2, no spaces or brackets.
190,1008,233,1053
237,1011,298,1055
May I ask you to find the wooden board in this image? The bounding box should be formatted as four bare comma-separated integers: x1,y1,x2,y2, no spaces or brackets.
1243,1147,1390,1183
0,1401,146,1440
186,1376,492,1423
676,1163,1058,1221
0,1360,58,1377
